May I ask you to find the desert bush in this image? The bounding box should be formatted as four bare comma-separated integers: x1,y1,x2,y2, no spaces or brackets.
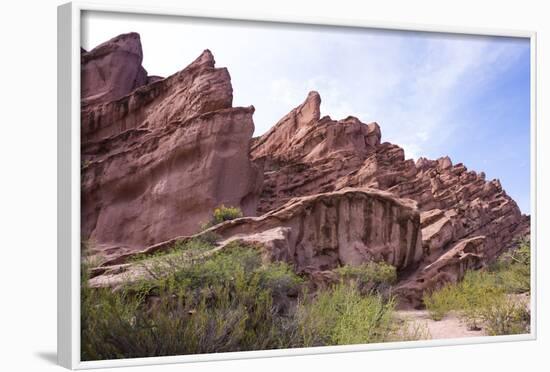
213,205,243,224
295,283,395,347
423,269,530,334
423,270,506,328
423,283,460,321
334,261,397,293
200,205,244,231
424,238,531,329
481,296,530,336
454,271,506,330
85,242,443,360
489,239,531,294
81,244,305,360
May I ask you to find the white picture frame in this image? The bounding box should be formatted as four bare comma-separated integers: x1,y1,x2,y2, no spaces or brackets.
57,1,538,369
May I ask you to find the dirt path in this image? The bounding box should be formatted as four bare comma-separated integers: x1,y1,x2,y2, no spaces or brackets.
396,309,487,340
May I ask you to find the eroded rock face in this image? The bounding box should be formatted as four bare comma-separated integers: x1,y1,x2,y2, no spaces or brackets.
395,236,486,308
89,188,423,288
251,92,382,214
205,188,422,272
81,48,232,143
251,91,528,306
81,37,262,255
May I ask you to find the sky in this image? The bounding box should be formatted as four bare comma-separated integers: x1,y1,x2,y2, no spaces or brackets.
82,11,531,214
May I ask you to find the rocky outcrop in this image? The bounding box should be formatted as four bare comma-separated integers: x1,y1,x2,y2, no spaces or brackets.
81,48,232,143
251,92,382,214
396,236,486,308
81,37,262,256
89,188,423,288
204,188,422,272
251,91,527,306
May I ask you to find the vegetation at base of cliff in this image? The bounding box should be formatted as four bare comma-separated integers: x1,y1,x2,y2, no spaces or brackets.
81,243,419,361
423,239,531,335
128,237,217,264
334,261,397,294
295,283,395,347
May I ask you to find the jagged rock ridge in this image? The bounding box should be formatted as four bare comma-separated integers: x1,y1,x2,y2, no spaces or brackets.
250,92,527,305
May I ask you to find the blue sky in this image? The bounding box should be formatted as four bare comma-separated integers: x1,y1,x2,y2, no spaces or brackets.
82,12,531,214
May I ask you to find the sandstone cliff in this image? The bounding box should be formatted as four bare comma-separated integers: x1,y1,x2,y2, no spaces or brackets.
81,34,262,256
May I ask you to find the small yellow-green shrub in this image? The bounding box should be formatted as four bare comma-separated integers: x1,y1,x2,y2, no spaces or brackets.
489,240,531,294
212,205,243,224
200,205,244,231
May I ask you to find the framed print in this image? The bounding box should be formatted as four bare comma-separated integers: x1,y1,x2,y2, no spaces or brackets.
57,2,537,369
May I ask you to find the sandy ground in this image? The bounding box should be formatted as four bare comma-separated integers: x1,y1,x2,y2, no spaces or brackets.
395,309,486,340
396,293,530,340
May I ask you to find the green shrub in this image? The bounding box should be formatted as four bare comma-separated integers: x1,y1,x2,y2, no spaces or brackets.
334,261,397,293
213,205,243,224
423,284,460,321
489,240,531,294
424,239,531,330
257,262,303,299
422,269,530,333
295,283,395,347
200,205,244,231
481,296,530,336
81,245,304,360
423,270,506,328
82,249,405,360
455,271,506,330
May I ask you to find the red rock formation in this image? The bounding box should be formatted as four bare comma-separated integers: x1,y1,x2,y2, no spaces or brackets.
81,48,231,143
251,92,382,214
89,188,423,288
82,33,529,308
203,187,422,272
81,37,262,256
251,91,528,306
396,236,486,308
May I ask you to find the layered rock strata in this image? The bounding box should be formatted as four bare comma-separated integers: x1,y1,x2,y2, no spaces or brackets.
251,91,527,306
89,188,423,288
